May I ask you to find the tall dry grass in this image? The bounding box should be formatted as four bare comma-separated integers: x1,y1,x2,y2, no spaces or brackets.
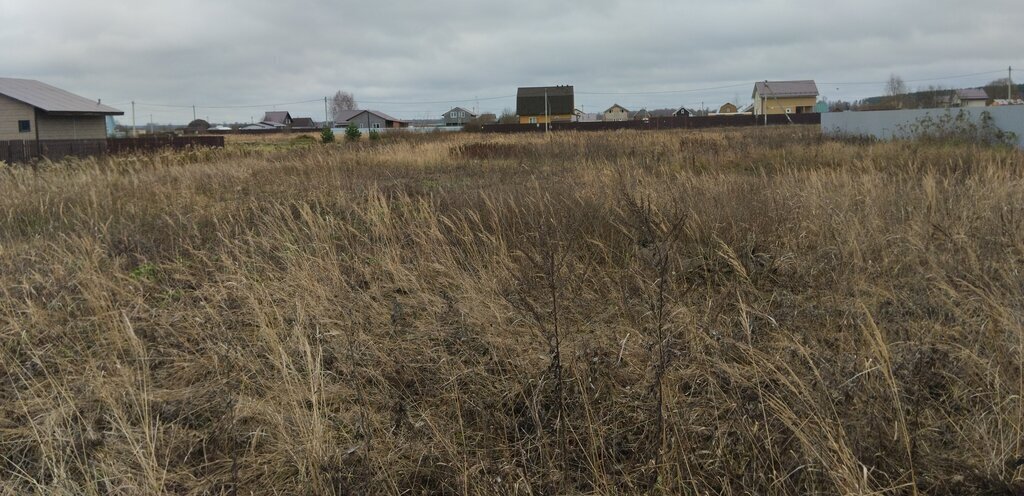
1,126,1023,494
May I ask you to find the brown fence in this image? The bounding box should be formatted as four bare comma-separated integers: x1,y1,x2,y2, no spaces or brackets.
0,139,109,163
0,136,225,163
481,113,821,133
106,136,225,154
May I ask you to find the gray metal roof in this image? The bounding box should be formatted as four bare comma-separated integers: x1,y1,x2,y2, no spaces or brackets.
0,77,123,115
445,106,477,117
290,117,317,128
334,109,408,124
956,88,989,100
261,111,291,124
752,80,819,98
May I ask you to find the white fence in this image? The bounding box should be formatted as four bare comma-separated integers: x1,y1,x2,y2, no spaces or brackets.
821,106,1024,148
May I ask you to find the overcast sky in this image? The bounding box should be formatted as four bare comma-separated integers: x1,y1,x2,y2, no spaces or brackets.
2,0,1021,124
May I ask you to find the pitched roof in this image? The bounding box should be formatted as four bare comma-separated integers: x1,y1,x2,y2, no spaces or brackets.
632,109,651,119
334,109,408,124
262,111,292,124
605,103,629,113
290,117,317,128
956,88,989,100
445,107,477,117
0,77,123,115
648,108,677,117
517,86,574,116
752,80,819,98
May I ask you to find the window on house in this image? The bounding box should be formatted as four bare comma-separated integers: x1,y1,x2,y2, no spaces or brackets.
18,120,31,133
529,117,538,124
372,123,381,129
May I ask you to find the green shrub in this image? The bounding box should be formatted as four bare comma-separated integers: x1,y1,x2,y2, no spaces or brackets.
345,123,362,141
896,110,1018,147
368,129,381,141
130,262,158,281
320,127,335,144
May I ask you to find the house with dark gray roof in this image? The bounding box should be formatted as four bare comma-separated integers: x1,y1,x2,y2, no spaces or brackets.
516,86,574,124
0,77,122,141
290,117,318,130
261,111,292,127
752,80,819,115
443,107,477,126
334,110,410,129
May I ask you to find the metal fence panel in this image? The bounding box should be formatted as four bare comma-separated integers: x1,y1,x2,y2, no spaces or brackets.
480,113,820,133
821,106,1024,148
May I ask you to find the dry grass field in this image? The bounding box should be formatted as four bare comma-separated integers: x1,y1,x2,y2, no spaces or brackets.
2,126,1023,494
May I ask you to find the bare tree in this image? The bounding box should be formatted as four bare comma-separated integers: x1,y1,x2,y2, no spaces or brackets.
918,84,949,109
330,91,358,122
885,75,907,109
983,78,1020,100
498,108,518,124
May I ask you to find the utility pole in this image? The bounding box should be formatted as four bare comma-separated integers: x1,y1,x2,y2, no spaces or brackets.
762,88,767,126
1010,66,1014,100
131,101,137,137
324,96,329,126
149,114,153,134
192,105,196,122
544,89,549,134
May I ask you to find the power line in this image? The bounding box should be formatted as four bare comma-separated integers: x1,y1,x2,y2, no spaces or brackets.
357,94,514,105
577,82,751,96
132,98,325,109
821,69,1006,86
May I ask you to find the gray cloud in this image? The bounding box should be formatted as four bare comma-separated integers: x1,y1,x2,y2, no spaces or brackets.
2,0,1020,123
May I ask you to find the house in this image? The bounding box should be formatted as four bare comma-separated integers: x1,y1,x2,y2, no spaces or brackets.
0,77,123,141
443,107,477,126
953,89,988,108
603,103,629,122
632,109,651,121
674,107,694,117
718,102,738,114
752,80,819,115
241,123,275,131
516,85,574,124
261,111,292,126
334,109,410,129
573,109,601,122
290,117,318,130
648,108,677,118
